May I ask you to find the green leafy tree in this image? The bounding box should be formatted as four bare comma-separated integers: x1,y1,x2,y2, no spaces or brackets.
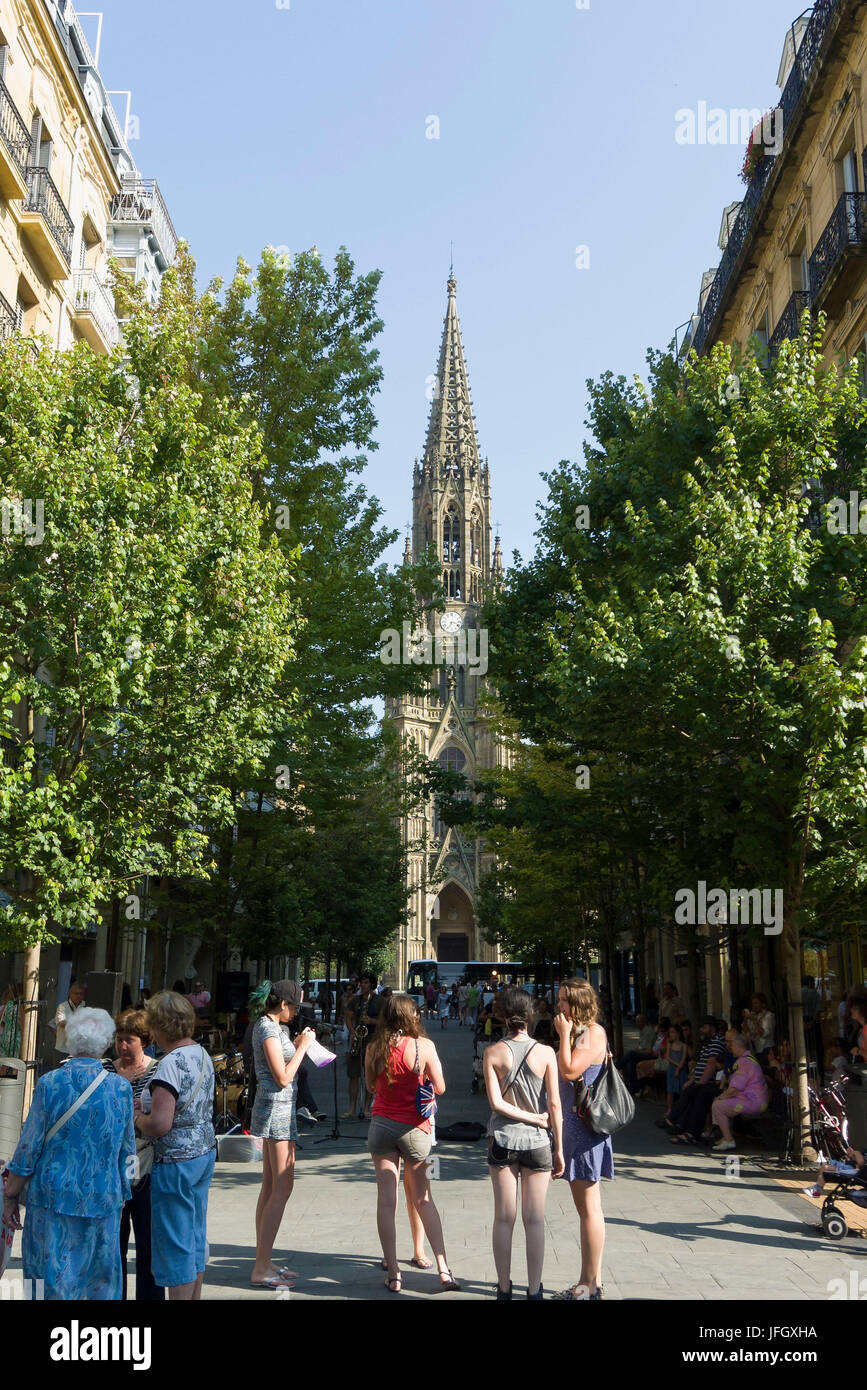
171,247,441,971
480,319,867,1159
0,256,297,950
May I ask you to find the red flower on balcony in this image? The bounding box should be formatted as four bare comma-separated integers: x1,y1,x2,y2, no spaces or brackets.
739,111,779,185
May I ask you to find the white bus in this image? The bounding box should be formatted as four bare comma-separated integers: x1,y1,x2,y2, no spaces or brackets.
405,959,540,1008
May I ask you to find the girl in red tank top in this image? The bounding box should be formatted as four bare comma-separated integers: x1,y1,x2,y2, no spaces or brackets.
364,993,459,1295
372,1035,431,1131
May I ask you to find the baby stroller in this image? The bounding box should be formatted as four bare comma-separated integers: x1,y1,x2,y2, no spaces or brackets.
819,1161,867,1240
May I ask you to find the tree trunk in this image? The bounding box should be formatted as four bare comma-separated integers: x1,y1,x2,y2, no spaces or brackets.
783,916,815,1164
687,932,702,1039
612,947,624,1059
20,943,40,1118
324,941,332,1023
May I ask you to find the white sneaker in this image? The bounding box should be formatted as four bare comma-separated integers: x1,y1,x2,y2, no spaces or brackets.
802,1185,823,1198
712,1139,736,1151
297,1107,318,1123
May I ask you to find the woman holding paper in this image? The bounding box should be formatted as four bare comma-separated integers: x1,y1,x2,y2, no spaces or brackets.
247,979,314,1290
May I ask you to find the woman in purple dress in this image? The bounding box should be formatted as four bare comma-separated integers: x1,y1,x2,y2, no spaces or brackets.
552,978,612,1300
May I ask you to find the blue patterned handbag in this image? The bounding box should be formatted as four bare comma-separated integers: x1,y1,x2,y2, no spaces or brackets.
413,1040,437,1120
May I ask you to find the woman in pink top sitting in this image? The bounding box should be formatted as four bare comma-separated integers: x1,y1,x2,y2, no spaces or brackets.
710,1033,769,1151
365,994,459,1295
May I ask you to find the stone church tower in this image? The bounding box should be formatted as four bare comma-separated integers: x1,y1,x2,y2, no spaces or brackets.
387,275,506,988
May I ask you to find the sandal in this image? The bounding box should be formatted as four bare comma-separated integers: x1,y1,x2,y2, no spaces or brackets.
251,1275,295,1291
385,1274,402,1293
278,1266,300,1279
438,1268,460,1291
410,1255,433,1269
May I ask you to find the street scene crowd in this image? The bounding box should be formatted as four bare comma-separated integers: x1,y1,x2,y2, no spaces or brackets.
3,969,866,1301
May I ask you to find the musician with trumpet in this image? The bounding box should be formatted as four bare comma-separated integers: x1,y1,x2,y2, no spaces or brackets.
342,973,382,1120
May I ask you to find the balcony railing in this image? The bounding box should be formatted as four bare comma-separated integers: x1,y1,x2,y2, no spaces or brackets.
0,78,31,182
0,289,16,341
769,290,812,352
23,166,74,265
72,269,120,349
689,0,843,356
110,178,178,269
808,192,867,302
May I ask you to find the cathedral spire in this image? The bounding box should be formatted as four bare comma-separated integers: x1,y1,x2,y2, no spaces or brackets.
492,533,503,579
423,275,481,475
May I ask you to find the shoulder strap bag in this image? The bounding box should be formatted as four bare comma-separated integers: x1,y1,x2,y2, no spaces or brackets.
2,1067,110,1214
572,1039,635,1138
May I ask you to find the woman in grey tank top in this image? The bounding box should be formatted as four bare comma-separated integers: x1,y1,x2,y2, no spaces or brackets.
483,987,564,1300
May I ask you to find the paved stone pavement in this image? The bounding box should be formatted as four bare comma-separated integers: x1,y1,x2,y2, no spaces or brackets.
200,1020,866,1301
4,1019,865,1302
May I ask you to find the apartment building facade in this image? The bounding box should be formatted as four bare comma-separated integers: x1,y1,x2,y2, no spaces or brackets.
0,0,180,1069
0,0,176,356
675,0,866,1019
684,0,867,370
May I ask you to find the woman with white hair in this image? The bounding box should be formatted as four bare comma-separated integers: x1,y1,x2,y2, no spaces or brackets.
1,1007,135,1300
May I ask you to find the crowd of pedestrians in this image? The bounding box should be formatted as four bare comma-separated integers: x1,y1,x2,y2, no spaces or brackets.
10,968,862,1302
0,972,617,1302
2,991,216,1301
621,979,867,1153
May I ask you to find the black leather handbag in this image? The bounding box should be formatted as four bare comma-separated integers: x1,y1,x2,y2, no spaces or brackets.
573,1051,635,1138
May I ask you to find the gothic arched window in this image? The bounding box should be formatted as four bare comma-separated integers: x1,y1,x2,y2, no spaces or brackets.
433,746,468,838
443,506,461,564
470,511,482,566
443,568,461,599
439,747,467,774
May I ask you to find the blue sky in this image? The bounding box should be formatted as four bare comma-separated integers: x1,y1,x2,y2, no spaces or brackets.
93,0,800,567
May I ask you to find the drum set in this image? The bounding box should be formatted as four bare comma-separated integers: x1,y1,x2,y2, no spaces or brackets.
211,1050,248,1136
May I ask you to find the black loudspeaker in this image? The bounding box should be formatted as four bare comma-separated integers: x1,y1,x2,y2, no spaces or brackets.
84,972,124,1017
216,972,250,1012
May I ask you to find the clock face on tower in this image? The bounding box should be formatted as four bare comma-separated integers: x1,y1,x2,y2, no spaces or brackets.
440,611,463,636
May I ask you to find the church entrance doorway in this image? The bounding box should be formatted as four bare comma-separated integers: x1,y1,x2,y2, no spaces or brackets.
432,882,474,961
436,933,469,961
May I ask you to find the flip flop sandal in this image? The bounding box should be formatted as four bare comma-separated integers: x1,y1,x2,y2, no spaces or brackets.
251,1276,295,1291
278,1267,300,1279
410,1256,433,1269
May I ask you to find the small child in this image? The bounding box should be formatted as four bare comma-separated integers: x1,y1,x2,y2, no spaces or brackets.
803,1146,866,1198
665,1024,687,1116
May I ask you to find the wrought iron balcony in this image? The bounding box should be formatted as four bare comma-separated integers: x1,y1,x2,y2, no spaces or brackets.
21,166,74,276
689,0,843,355
0,289,15,341
72,269,120,352
110,177,178,270
769,290,812,353
0,78,31,197
808,192,867,305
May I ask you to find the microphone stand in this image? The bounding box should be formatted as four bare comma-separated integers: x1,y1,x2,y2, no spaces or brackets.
315,1049,349,1144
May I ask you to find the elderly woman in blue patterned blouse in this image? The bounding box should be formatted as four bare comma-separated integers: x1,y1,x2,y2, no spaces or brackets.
1,1007,135,1300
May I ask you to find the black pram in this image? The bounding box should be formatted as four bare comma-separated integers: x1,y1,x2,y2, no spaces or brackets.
820,1159,867,1240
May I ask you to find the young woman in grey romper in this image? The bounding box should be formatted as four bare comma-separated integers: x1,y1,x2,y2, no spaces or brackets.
483,987,564,1300
248,979,314,1290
